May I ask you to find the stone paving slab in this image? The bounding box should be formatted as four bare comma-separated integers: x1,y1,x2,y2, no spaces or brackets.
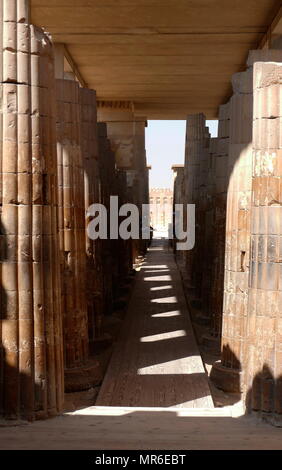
96,239,214,408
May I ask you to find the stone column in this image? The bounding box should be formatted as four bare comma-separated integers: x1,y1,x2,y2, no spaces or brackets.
202,104,230,352
245,57,282,421
184,113,206,287
197,126,212,306
133,116,148,206
210,65,253,392
98,102,148,269
56,79,98,392
97,122,131,309
97,102,135,169
97,122,115,315
133,116,148,255
211,50,282,393
97,102,134,277
116,168,133,279
80,88,104,347
172,165,185,258
0,0,64,420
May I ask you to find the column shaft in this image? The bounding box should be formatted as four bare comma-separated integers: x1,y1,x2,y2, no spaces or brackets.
211,49,282,393
245,57,282,421
211,66,253,392
98,103,149,264
80,88,103,344
0,1,64,419
56,79,99,391
184,113,206,285
198,126,212,308
202,104,230,351
210,105,230,338
97,122,115,314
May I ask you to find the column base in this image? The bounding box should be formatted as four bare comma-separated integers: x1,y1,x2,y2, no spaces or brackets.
64,359,102,393
194,312,210,326
190,298,202,309
201,334,221,354
36,407,58,420
256,411,282,428
114,296,128,310
210,360,242,393
89,334,113,356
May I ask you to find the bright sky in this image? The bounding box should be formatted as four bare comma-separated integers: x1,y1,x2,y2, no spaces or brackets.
146,120,218,189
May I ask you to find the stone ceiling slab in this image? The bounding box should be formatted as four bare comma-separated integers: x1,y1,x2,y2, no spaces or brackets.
31,0,280,118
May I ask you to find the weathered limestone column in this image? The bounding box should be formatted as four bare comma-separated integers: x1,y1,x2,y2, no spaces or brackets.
97,107,148,207
97,122,115,315
115,168,133,279
98,102,148,267
202,104,230,351
80,88,104,346
211,105,230,338
197,126,212,306
97,102,135,169
0,1,64,419
211,50,282,393
56,79,97,391
97,102,134,276
96,123,132,307
172,165,185,259
184,114,206,285
210,65,253,392
245,57,282,421
133,116,149,256
133,116,148,206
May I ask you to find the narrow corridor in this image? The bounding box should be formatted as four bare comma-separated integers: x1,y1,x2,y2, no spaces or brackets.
96,239,213,408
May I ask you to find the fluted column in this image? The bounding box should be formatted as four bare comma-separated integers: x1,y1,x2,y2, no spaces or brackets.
97,101,134,274
210,65,253,392
97,122,115,314
211,49,282,393
202,104,230,351
245,57,282,421
97,122,131,308
80,88,104,345
197,126,211,304
172,165,185,258
97,102,135,169
0,0,64,420
97,105,148,207
97,102,148,265
133,116,148,206
56,79,98,392
184,113,206,285
124,115,148,259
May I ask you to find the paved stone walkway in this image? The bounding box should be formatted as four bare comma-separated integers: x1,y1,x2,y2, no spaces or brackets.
96,239,214,408
1,406,282,450
1,240,282,450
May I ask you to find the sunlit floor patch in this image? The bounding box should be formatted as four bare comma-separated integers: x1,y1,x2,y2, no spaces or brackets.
151,296,178,304
140,329,186,342
144,275,172,281
150,285,173,292
151,310,181,318
144,269,170,273
141,265,168,269
137,356,199,375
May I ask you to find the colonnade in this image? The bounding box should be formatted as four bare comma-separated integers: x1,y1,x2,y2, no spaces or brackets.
173,49,282,421
0,1,149,419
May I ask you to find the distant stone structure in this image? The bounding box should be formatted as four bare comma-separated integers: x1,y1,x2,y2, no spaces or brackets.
150,188,173,231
